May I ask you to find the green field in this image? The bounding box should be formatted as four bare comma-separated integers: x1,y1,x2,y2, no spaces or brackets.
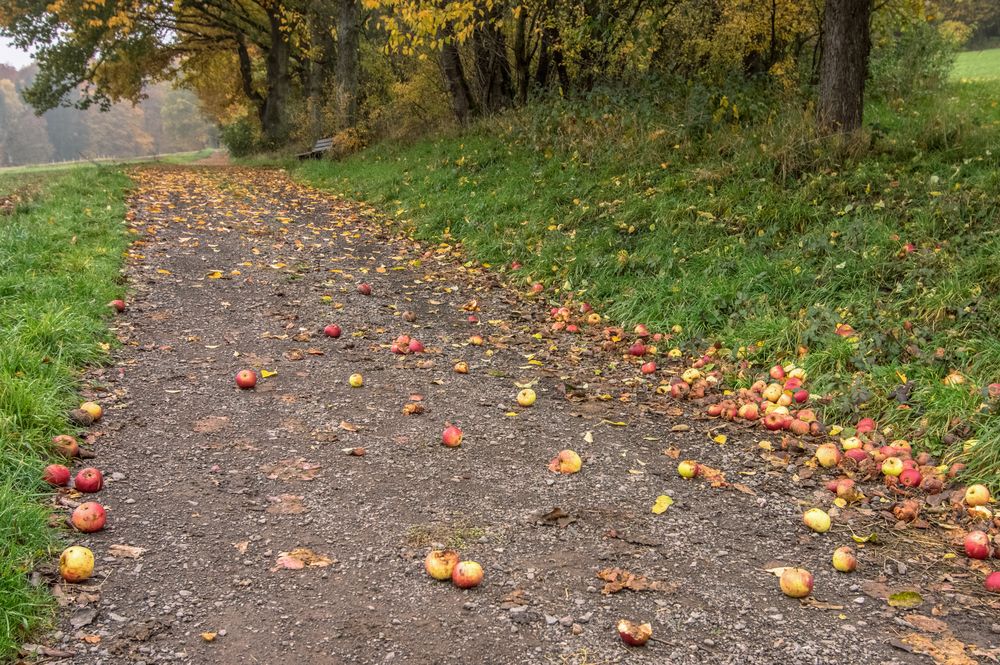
0,167,130,657
0,148,217,176
952,48,1000,80
294,79,1000,488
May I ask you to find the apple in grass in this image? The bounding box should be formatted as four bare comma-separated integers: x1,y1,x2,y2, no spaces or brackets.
451,561,483,588
424,550,459,580
779,568,813,598
530,283,544,295
549,449,582,474
109,299,126,312
52,435,79,458
235,369,257,389
964,484,991,506
617,619,652,646
769,365,785,380
441,425,463,448
793,390,809,404
59,546,95,582
832,546,857,572
323,324,342,338
71,502,106,533
44,464,71,486
74,467,103,493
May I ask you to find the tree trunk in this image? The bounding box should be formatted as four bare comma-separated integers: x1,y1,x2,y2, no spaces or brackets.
817,0,871,134
336,0,360,128
472,7,513,114
439,29,477,124
512,8,529,105
307,5,325,139
261,7,292,146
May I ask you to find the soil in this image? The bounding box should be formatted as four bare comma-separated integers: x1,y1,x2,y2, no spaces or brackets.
38,166,999,665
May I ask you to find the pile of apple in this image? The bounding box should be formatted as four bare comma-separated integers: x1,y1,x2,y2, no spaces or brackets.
424,550,483,589
547,302,602,333
390,334,424,355
703,363,818,434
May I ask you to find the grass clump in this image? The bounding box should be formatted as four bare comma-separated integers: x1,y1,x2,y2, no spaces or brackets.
293,78,1000,488
0,166,130,657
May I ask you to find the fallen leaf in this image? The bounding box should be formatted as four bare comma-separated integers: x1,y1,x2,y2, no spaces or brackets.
260,369,277,378
402,402,425,416
82,635,101,644
902,632,976,665
712,434,727,444
233,541,249,554
732,483,756,496
651,495,674,514
670,424,690,432
905,614,949,634
201,632,217,642
266,494,307,515
597,568,676,594
260,458,322,481
800,597,844,610
889,591,924,609
339,420,359,432
274,548,333,571
108,544,147,559
663,446,680,459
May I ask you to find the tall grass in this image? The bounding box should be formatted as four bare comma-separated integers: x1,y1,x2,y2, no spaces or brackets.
294,78,1000,487
0,166,130,657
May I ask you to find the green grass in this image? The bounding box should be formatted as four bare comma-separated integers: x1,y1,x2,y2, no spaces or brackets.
952,48,1000,81
0,148,216,176
0,166,131,657
293,79,1000,488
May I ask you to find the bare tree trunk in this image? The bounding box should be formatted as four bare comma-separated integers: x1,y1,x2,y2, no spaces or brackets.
472,5,513,113
307,5,324,139
817,0,871,134
261,7,291,146
439,27,477,124
336,0,360,128
513,8,529,105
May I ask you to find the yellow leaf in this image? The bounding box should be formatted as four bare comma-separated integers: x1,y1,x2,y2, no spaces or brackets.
602,420,627,426
651,495,674,514
261,369,277,378
713,434,727,445
201,632,217,642
207,270,223,279
156,268,171,275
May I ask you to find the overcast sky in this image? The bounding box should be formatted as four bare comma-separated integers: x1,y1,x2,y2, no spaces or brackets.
1,39,33,69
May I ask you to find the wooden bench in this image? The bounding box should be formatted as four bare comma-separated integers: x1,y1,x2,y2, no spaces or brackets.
296,137,334,160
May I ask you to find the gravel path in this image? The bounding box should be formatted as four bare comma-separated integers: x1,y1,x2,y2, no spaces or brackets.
45,166,998,665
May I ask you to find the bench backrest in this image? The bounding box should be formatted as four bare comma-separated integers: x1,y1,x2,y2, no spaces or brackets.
313,138,334,150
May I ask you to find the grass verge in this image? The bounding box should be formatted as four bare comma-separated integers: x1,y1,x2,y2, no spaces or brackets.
0,166,130,657
293,79,1000,488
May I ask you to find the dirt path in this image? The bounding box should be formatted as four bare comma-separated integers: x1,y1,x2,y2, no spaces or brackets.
50,166,996,665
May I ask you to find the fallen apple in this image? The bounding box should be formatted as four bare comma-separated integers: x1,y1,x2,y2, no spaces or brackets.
793,389,809,404
408,339,424,353
71,501,106,533
424,549,459,580
74,467,103,493
59,545,94,582
677,460,699,479
357,283,372,295
454,361,469,374
109,299,125,312
323,324,342,338
788,419,809,436
628,342,646,357
815,443,842,468
763,413,785,431
586,313,602,325
441,425,463,448
549,449,582,474
841,436,862,451
779,567,813,598
899,468,922,488
79,401,103,421
44,464,71,486
469,335,484,346
856,418,876,434
52,435,79,458
844,448,869,463
616,619,652,646
451,560,483,588
738,403,759,421
964,484,991,507
516,388,536,407
881,457,904,477
634,324,649,337
640,361,656,375
964,531,991,559
986,571,1000,593
235,369,257,389
762,383,782,403
803,508,831,533
832,546,857,572
769,365,785,380
402,311,417,322
530,283,544,294
348,373,364,388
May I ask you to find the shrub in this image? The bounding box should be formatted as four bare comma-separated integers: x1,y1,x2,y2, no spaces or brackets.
219,116,261,158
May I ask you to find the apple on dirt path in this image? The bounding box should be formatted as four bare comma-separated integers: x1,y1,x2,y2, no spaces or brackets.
357,283,372,295
79,401,103,421
964,531,991,560
59,546,95,582
441,425,463,448
617,619,652,646
548,449,582,474
779,568,813,598
451,561,483,588
323,324,342,338
425,550,459,580
109,299,126,312
72,501,107,533
235,369,257,389
52,435,79,458
74,467,103,493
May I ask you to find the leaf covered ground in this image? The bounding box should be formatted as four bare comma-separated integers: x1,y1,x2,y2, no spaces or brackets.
38,166,999,664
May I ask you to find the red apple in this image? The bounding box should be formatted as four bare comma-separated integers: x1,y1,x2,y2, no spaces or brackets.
769,365,785,380
707,403,724,417
357,283,372,295
451,561,483,588
965,531,991,559
71,501,106,533
986,572,1000,593
784,377,803,391
52,435,79,458
634,324,649,338
628,342,646,357
832,546,857,572
424,550,459,580
856,417,876,434
530,283,543,294
738,403,760,421
640,361,656,375
109,299,126,312
442,425,463,448
74,467,103,493
793,390,809,404
617,619,652,646
408,339,424,353
788,419,810,436
44,464,71,486
324,324,342,338
235,369,257,389
899,468,922,488
763,413,785,431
